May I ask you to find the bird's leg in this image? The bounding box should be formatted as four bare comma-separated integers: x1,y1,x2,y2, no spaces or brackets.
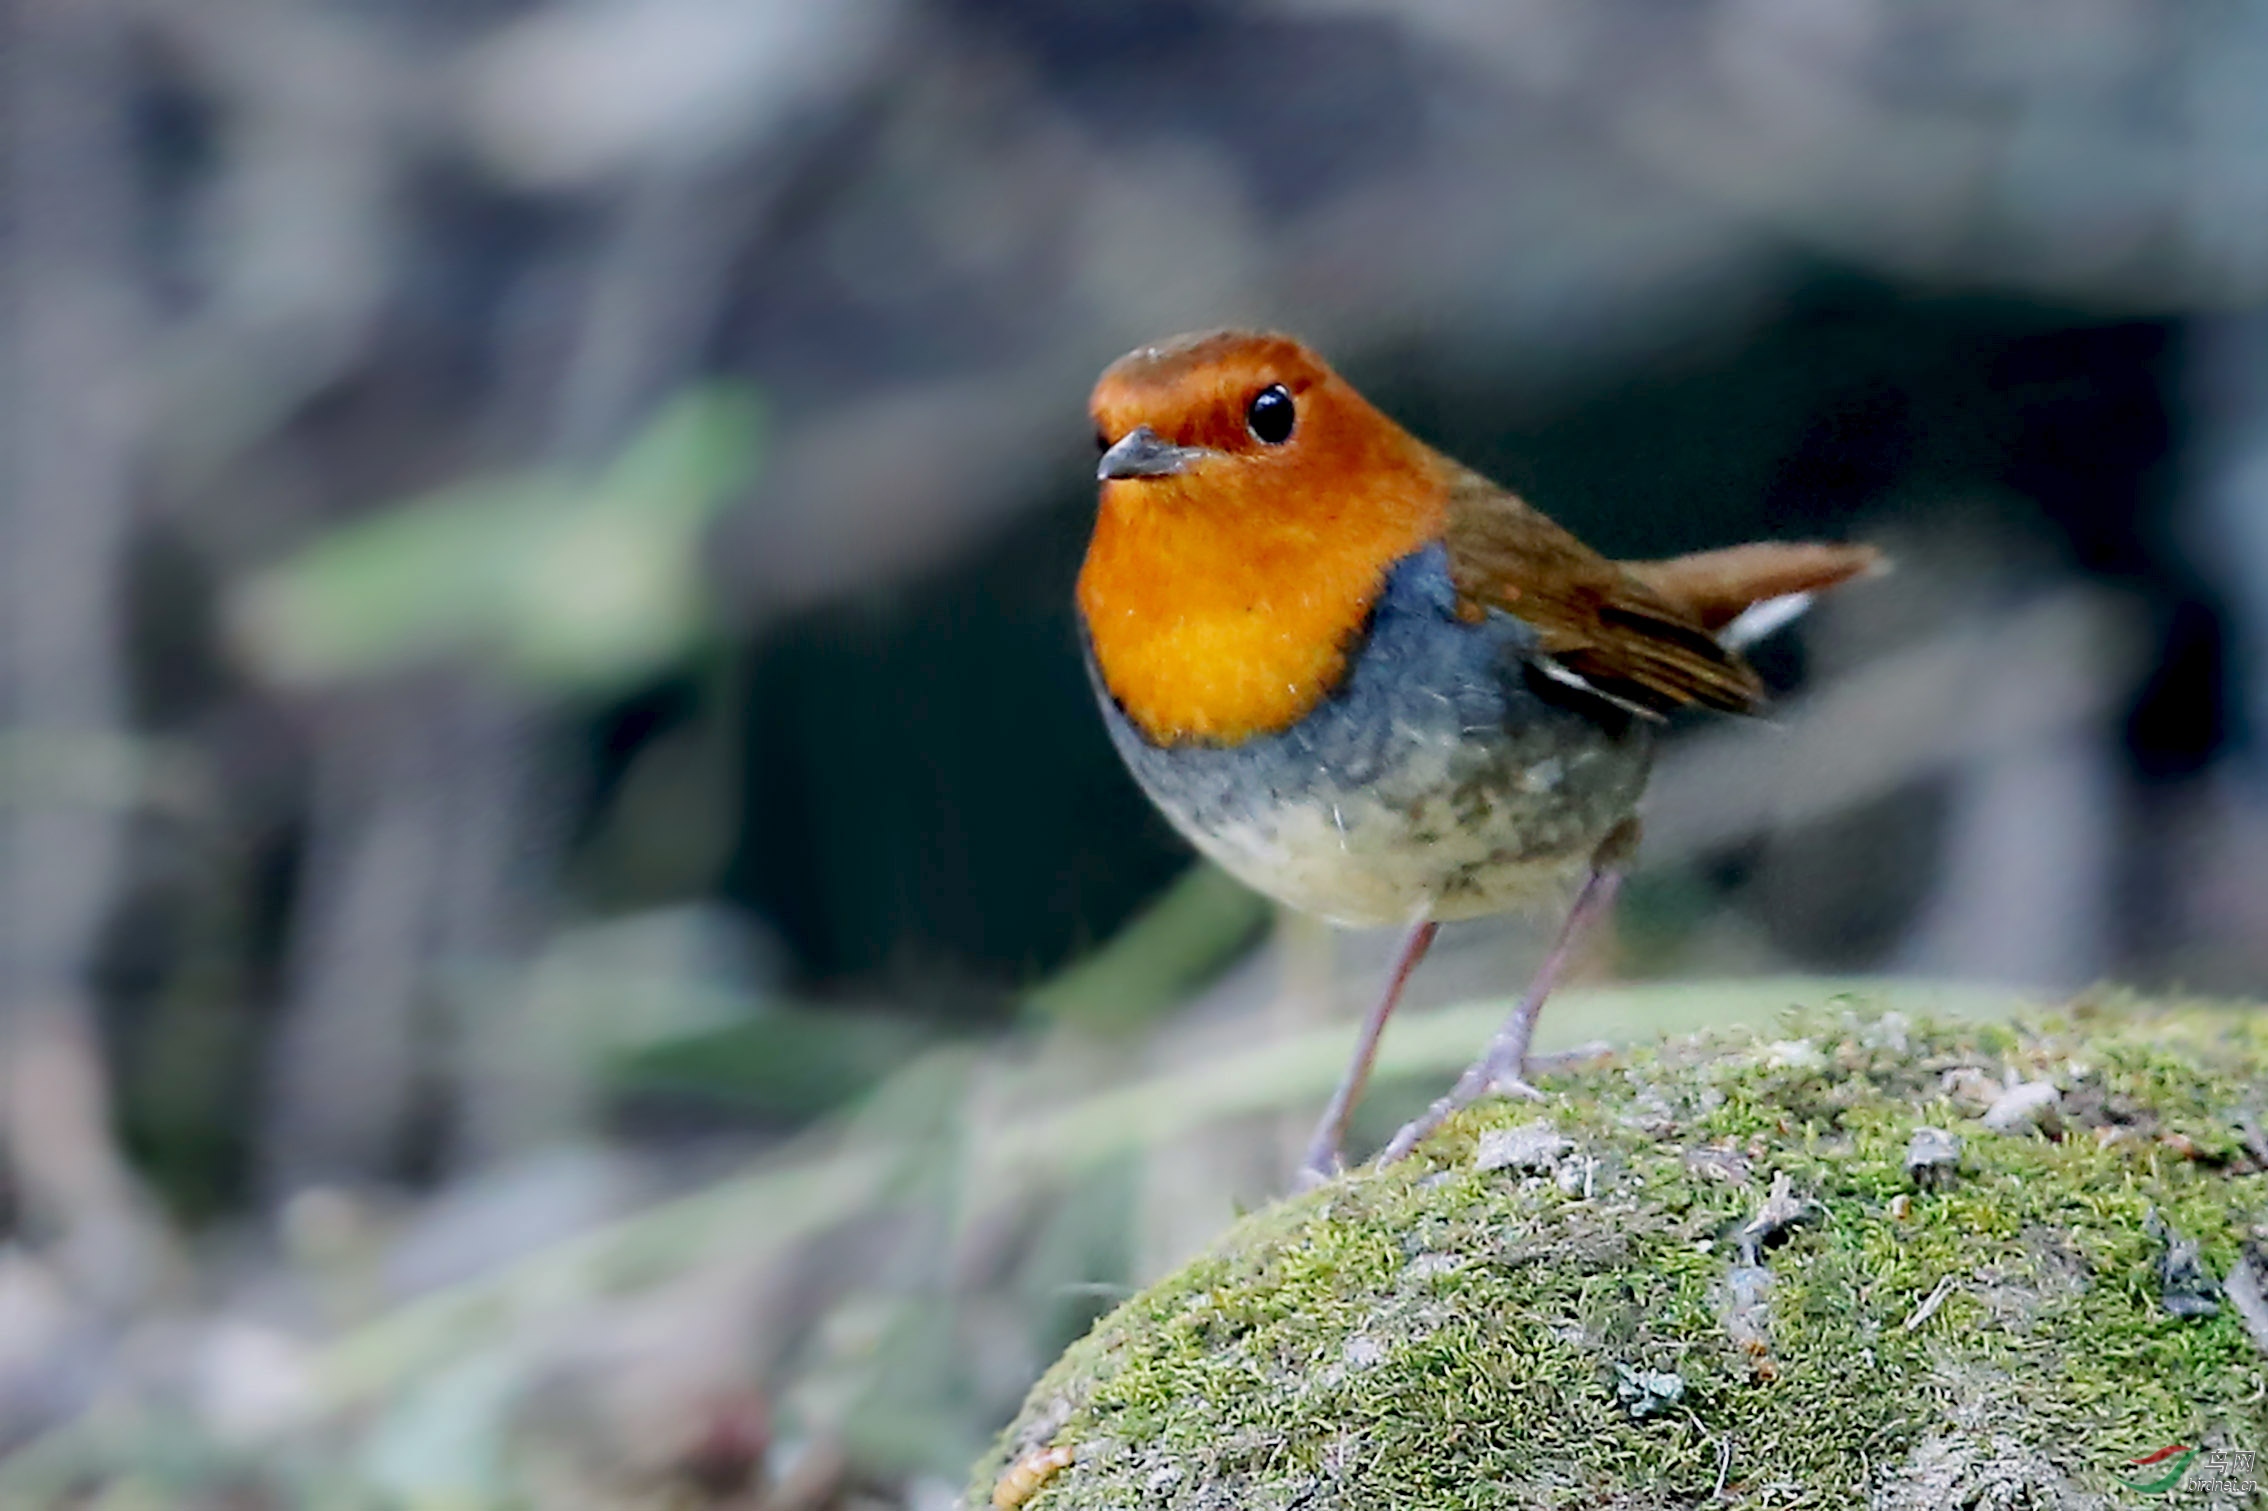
1296,916,1438,1186
1374,820,1638,1167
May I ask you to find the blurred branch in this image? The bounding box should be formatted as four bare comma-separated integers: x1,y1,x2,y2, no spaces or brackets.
1022,865,1268,1034
0,0,165,1308
132,0,417,495
1308,0,2268,304
448,151,781,1163
262,701,451,1194
1646,587,2146,860
460,0,895,190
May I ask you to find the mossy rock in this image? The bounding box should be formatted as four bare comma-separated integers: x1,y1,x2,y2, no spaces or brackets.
968,1000,2268,1509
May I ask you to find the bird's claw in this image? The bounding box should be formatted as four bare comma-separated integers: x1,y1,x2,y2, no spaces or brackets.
1486,1071,1545,1102
1374,1063,1550,1169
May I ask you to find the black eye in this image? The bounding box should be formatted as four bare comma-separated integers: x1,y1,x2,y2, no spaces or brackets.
1246,384,1295,445
1094,427,1110,453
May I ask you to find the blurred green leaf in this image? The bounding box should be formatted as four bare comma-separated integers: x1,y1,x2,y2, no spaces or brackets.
630,866,1270,1119
1023,864,1267,1033
356,1351,522,1507
612,1005,939,1121
232,386,763,694
836,1299,990,1477
1014,1150,1139,1358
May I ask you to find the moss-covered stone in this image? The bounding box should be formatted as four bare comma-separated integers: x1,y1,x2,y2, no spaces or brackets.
968,998,2268,1509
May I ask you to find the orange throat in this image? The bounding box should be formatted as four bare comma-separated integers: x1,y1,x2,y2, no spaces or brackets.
1078,469,1445,746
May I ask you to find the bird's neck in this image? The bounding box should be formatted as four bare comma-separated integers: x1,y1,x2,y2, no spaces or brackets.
1077,465,1446,746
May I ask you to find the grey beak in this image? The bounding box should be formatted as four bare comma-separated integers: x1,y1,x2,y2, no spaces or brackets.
1098,425,1210,481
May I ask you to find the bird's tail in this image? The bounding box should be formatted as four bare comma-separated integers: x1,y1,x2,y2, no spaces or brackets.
1621,542,1884,649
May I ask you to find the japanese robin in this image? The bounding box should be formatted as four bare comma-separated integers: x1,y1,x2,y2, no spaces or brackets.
1077,330,1881,1180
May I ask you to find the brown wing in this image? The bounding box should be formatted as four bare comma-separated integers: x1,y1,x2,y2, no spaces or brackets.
1441,468,1879,718
1441,467,1761,717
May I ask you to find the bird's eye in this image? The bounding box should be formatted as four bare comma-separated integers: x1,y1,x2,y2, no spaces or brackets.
1094,427,1110,453
1246,384,1295,445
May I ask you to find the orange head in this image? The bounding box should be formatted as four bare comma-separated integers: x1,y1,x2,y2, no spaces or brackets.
1077,330,1449,746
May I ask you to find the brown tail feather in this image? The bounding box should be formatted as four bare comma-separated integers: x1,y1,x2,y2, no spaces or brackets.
1620,542,1884,634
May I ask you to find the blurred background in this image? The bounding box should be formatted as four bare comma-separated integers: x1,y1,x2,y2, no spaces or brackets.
2,0,2267,1503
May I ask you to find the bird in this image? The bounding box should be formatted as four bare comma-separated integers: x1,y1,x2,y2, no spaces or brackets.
1076,329,1881,1182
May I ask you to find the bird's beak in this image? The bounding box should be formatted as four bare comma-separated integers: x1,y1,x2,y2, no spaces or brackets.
1098,425,1211,481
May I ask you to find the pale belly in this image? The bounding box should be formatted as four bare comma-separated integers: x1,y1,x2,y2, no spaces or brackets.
1092,545,1654,928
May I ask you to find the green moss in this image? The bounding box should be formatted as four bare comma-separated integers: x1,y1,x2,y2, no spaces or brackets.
967,998,2268,1509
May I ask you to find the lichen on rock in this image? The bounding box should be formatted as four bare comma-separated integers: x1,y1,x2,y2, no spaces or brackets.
966,998,2268,1510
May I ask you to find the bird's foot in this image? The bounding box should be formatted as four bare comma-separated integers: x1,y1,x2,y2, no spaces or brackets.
1481,1055,1546,1104
1488,1073,1546,1103
1371,1056,1546,1167
1296,1112,1349,1190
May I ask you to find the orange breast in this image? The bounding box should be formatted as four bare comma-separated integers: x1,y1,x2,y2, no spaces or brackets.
1077,464,1446,746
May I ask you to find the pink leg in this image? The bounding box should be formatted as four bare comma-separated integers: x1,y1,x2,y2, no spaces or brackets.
1297,918,1438,1185
1373,850,1628,1168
